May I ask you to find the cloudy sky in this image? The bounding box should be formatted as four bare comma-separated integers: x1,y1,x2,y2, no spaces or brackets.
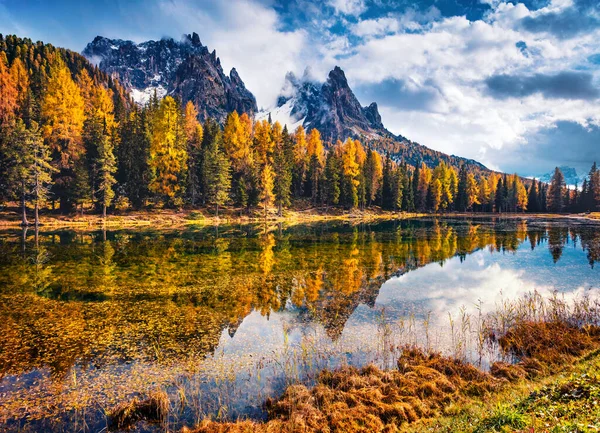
1,0,600,177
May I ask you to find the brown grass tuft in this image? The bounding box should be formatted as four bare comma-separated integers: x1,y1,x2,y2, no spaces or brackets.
190,347,501,433
107,390,169,431
497,321,600,378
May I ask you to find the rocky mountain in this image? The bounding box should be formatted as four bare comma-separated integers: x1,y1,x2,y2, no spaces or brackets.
260,67,394,142
260,66,488,172
538,166,584,187
83,33,487,172
82,33,257,123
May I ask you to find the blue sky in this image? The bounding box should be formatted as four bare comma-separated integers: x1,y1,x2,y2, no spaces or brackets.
1,0,600,177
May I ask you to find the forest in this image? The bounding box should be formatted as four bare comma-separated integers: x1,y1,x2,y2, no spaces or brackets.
1,35,600,225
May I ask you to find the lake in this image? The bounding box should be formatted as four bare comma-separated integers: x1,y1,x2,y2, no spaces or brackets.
1,217,599,432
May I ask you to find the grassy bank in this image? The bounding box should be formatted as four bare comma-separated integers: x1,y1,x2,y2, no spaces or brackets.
0,206,428,229
104,290,600,433
402,347,600,433
178,322,600,433
1,204,599,230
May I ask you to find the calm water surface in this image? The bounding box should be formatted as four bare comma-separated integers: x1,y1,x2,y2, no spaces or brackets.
0,217,599,432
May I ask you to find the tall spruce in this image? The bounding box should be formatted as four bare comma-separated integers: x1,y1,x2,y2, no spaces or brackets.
547,167,565,212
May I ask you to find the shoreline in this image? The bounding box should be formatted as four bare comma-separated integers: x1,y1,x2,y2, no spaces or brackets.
0,208,598,230
108,318,600,433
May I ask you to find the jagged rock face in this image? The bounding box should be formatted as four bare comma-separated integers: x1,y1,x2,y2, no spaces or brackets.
363,102,384,131
316,66,377,141
82,33,257,123
262,66,488,172
262,66,391,143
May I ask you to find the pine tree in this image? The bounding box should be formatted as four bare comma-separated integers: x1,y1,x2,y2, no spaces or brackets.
588,162,600,211
456,164,468,212
581,178,590,211
324,147,341,207
483,176,493,211
495,176,504,212
430,178,442,212
515,176,528,212
83,84,118,217
402,169,414,212
253,119,274,166
381,153,394,210
117,107,150,209
416,162,431,212
528,179,538,213
273,125,293,215
223,111,253,207
547,167,565,212
201,123,231,217
6,121,35,224
29,122,55,225
364,149,383,207
96,128,117,217
393,165,404,211
412,162,420,211
341,138,361,209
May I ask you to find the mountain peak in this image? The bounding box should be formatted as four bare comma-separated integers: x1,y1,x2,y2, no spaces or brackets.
83,33,257,122
258,65,391,142
328,66,348,87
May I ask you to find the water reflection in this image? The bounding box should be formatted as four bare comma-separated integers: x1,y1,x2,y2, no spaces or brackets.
0,218,599,431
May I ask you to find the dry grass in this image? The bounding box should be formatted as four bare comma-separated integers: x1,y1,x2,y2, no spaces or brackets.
107,390,169,431
178,321,600,433
184,347,502,433
495,321,600,377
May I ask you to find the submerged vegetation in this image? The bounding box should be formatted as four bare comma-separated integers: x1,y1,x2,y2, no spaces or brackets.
178,296,600,433
0,218,599,432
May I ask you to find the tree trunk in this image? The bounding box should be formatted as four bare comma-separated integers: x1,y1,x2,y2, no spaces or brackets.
278,203,282,217
102,204,107,219
21,181,29,226
35,202,40,227
21,226,27,256
216,203,219,219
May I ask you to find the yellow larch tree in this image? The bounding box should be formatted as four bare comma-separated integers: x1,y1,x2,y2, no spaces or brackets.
253,119,274,165
148,96,187,205
260,162,275,217
42,56,85,169
0,52,18,125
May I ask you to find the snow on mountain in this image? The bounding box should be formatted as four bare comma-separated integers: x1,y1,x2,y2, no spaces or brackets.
83,33,257,123
256,99,305,131
130,85,167,106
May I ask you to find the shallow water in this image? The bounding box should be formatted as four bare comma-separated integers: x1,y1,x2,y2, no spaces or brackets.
0,217,599,432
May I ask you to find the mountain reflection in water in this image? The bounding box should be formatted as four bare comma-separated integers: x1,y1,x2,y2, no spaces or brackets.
0,218,599,432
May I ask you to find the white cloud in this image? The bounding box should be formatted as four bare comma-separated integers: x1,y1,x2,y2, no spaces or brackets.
351,7,441,37
324,1,600,172
152,0,308,108
328,0,366,16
